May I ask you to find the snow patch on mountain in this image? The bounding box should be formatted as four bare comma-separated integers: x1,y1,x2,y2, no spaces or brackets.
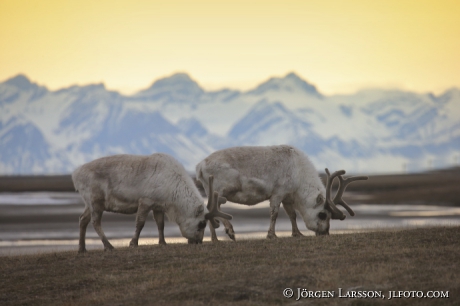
0,73,459,174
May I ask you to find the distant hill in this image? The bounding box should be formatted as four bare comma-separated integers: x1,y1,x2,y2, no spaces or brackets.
1,73,459,174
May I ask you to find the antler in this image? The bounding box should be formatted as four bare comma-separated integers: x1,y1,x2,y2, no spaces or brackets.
206,175,215,210
325,169,347,220
333,174,369,216
325,168,369,220
205,175,232,229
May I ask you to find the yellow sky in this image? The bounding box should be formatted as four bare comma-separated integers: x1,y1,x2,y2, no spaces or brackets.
1,0,459,95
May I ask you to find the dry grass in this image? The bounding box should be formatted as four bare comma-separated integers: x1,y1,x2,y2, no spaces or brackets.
1,227,459,306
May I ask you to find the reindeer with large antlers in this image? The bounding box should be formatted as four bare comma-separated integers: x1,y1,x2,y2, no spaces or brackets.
196,145,368,240
72,153,232,253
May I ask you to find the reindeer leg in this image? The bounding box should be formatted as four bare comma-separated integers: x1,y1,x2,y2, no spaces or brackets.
282,203,304,237
267,196,282,239
130,199,152,247
217,199,235,241
78,206,91,253
153,210,167,245
91,209,114,251
221,218,236,241
208,220,219,243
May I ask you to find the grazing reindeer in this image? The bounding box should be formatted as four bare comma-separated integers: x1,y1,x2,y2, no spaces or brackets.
196,145,368,241
72,153,231,253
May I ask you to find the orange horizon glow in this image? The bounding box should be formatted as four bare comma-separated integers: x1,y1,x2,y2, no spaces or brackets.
1,0,459,95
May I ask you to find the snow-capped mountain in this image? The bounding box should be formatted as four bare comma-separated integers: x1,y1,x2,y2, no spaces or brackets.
134,73,205,104
1,73,459,174
228,100,320,147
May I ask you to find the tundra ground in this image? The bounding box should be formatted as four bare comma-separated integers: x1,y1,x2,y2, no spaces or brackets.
0,226,458,306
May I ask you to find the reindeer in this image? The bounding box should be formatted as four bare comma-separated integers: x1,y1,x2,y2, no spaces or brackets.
196,145,368,241
72,153,231,253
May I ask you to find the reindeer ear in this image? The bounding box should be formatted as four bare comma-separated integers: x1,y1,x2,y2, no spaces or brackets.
314,194,324,208
316,194,324,204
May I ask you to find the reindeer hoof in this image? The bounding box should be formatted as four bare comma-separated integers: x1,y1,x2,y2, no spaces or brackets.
129,240,138,248
104,245,115,251
78,248,87,254
159,240,167,245
292,232,305,237
225,228,236,241
267,233,278,239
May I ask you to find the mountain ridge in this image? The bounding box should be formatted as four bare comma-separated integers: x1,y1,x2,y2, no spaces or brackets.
1,73,459,174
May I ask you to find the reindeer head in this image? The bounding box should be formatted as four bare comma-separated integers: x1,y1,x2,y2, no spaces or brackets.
307,169,368,236
187,175,232,244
